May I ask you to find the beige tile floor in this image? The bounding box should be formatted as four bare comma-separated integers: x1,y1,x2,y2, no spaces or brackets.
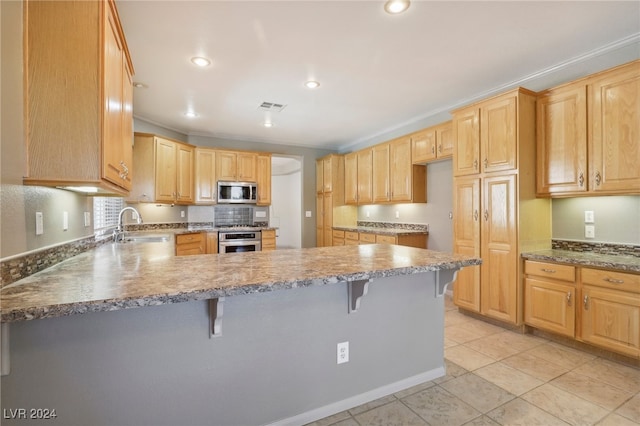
307,296,640,426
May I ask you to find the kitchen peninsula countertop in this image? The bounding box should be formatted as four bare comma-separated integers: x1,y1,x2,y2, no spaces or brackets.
333,226,428,236
0,240,479,323
522,249,640,273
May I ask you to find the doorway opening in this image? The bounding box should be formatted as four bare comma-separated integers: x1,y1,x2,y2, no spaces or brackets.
270,155,303,249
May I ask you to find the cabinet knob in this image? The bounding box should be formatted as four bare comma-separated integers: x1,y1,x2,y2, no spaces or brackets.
438,144,442,153
473,210,479,221
483,210,489,221
431,146,435,154
473,159,478,170
578,172,584,187
566,291,572,306
595,171,602,186
483,158,488,168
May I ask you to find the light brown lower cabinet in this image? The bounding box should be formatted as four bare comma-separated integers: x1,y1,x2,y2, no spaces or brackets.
261,229,276,251
334,229,427,249
524,260,640,358
175,232,206,256
206,232,218,254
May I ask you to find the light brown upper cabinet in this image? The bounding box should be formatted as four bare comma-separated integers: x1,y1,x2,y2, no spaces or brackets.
390,137,426,203
23,0,134,194
357,149,373,204
537,60,640,197
453,91,525,176
195,148,217,204
412,121,453,163
256,153,272,206
128,133,194,204
216,151,257,182
452,87,551,326
344,152,358,205
372,143,390,203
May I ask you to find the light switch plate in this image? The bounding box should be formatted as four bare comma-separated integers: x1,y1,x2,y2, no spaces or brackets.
35,212,44,235
584,210,595,223
305,211,312,218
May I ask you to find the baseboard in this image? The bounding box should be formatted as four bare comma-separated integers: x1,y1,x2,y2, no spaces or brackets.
265,366,446,426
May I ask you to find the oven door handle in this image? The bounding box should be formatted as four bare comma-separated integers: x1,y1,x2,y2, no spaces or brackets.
219,241,262,248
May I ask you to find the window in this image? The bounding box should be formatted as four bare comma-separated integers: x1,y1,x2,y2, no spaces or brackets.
93,197,124,235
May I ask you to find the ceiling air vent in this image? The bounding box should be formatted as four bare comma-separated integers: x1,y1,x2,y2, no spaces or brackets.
258,102,287,112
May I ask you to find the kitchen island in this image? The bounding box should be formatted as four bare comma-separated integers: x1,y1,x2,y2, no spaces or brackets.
1,240,479,426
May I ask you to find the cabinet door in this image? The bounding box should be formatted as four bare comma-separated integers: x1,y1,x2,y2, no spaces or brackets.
316,160,324,194
453,177,481,312
581,286,640,358
323,157,333,192
323,193,333,247
120,60,134,190
481,95,517,173
344,152,358,205
411,128,437,163
589,62,640,193
316,193,324,247
524,278,575,337
536,85,588,195
256,154,271,205
453,107,480,176
481,173,518,323
102,4,126,189
206,232,218,254
216,151,237,181
176,143,194,203
372,143,390,203
357,149,373,204
237,152,257,182
389,137,412,202
195,148,216,204
437,122,453,159
155,138,177,202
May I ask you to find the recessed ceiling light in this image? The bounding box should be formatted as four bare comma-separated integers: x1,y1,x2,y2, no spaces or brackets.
384,0,410,14
191,56,211,67
305,80,320,89
133,82,146,88
263,122,274,128
184,111,198,118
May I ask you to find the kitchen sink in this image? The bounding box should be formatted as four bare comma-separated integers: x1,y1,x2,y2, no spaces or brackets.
123,233,171,243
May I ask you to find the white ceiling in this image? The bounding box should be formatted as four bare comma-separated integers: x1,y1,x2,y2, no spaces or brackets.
117,1,640,151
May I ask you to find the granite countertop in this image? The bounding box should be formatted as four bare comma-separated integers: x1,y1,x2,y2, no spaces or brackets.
333,226,428,236
0,241,479,323
522,249,640,273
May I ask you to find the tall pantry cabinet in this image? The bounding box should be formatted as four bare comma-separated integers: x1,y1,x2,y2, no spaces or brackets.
452,88,551,325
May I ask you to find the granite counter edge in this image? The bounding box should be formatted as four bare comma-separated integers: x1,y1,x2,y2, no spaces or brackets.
522,251,640,273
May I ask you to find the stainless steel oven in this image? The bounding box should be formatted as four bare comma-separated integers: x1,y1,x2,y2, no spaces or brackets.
218,230,261,253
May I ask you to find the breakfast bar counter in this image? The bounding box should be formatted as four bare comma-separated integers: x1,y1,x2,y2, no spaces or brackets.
1,241,479,426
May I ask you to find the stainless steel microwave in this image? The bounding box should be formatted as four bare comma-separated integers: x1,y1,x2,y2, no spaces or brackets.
217,181,257,204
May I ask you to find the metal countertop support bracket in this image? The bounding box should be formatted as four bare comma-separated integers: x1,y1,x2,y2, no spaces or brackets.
435,268,460,298
209,297,225,338
1,323,9,376
348,279,371,313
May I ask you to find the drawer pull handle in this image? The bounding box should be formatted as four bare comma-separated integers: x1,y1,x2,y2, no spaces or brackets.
583,295,589,310
541,268,556,273
595,171,602,186
474,210,479,221
604,278,624,284
578,172,584,187
566,291,572,306
473,159,478,170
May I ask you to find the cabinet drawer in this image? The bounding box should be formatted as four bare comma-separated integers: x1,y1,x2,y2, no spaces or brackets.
376,235,397,244
333,238,345,246
524,260,575,282
345,231,359,241
332,230,345,239
176,246,204,256
359,233,376,243
176,233,205,245
582,268,640,294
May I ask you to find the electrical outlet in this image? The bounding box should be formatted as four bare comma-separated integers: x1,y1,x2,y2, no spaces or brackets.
35,212,44,235
337,341,349,364
395,211,400,219
63,211,69,231
366,210,370,218
84,212,91,227
585,225,595,239
181,210,185,218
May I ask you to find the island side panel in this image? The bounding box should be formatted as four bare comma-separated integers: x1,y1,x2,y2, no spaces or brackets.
0,272,444,426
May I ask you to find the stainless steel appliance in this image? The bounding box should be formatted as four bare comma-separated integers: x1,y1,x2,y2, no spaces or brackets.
217,181,257,204
218,228,261,253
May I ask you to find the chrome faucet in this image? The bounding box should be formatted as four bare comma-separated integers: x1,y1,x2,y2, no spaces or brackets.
113,207,143,242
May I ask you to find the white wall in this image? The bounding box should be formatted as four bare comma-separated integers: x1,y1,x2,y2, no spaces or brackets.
271,170,302,249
